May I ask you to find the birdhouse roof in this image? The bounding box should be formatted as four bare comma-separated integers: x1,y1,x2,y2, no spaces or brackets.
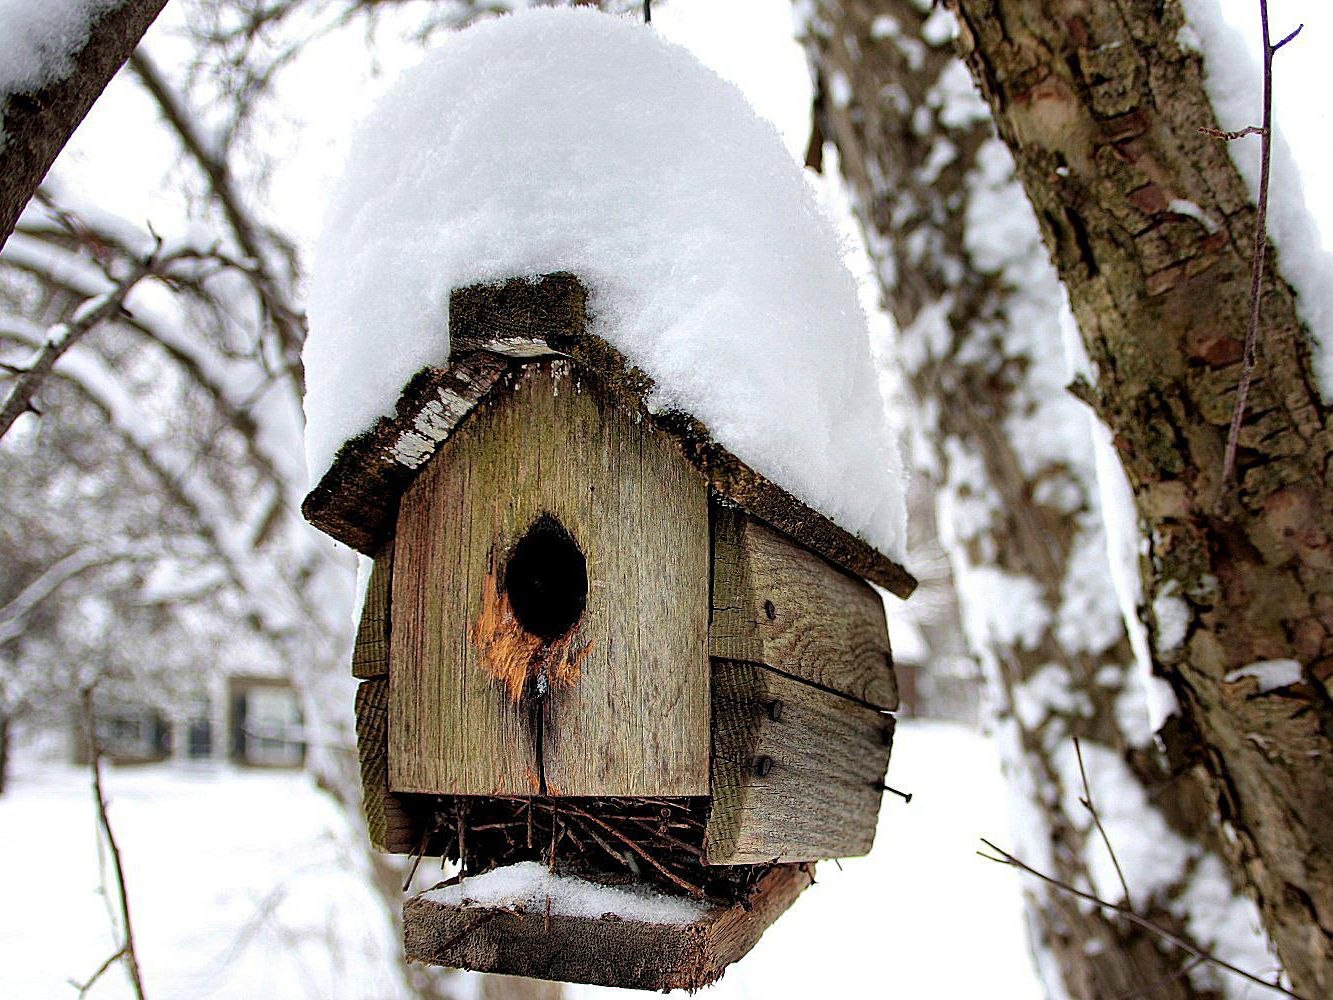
302,7,909,565
302,274,915,598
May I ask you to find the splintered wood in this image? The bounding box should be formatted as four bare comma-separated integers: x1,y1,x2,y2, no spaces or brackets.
470,550,590,703
390,362,709,798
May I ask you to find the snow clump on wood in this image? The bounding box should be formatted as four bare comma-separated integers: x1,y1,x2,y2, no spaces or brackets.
305,6,907,559
419,861,706,925
0,0,119,101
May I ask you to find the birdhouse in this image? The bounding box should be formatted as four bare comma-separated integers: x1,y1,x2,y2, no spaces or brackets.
302,274,916,991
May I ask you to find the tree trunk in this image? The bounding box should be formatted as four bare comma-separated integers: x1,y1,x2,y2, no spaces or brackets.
802,2,1264,995
0,0,169,251
479,974,564,1000
936,1,1333,994
0,709,9,796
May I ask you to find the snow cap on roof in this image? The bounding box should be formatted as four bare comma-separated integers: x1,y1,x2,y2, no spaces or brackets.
304,6,907,561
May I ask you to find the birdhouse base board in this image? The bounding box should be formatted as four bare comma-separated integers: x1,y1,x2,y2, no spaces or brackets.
403,863,812,991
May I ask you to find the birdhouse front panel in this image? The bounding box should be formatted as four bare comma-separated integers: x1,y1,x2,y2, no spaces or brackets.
388,360,711,798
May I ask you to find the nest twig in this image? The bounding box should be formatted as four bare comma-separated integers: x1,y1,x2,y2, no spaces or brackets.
412,794,767,906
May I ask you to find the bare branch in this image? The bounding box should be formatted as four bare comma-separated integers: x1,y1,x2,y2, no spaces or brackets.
1272,23,1303,52
978,838,1302,999
128,50,307,379
1073,737,1133,910
0,249,158,440
1199,124,1265,141
1220,1,1301,490
79,688,147,1000
3,222,298,506
72,944,128,998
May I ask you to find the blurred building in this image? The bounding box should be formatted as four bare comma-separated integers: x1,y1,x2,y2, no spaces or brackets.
72,674,305,768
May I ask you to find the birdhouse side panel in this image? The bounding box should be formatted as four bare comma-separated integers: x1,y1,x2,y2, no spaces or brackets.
390,362,710,797
354,677,425,853
710,507,897,710
352,547,393,679
704,659,894,864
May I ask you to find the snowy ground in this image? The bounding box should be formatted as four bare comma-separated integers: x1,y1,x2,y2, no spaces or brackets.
0,720,1041,999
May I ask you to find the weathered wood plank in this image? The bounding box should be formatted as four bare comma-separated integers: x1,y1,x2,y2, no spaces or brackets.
354,678,422,853
705,660,894,864
403,864,811,990
302,274,916,600
302,352,512,553
351,548,393,679
711,507,898,710
390,362,710,797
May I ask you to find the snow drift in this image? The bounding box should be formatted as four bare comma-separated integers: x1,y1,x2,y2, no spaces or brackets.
305,6,906,559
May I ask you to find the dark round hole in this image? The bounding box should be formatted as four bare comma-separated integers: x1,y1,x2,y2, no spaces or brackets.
503,514,588,640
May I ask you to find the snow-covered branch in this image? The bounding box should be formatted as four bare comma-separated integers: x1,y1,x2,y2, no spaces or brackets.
0,245,159,439
0,0,169,250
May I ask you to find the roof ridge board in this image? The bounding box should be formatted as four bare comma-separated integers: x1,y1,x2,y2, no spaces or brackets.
301,274,916,599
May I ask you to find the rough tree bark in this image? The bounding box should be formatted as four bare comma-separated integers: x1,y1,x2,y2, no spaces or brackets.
0,709,9,796
0,0,169,251
932,1,1333,994
803,2,1264,996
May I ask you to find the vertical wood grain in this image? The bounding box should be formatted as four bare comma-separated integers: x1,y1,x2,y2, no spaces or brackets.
704,659,893,864
711,508,898,709
390,362,710,797
355,678,422,853
351,547,392,679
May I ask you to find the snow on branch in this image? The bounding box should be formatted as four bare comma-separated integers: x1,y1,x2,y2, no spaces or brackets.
0,236,229,440
4,212,304,500
0,0,169,249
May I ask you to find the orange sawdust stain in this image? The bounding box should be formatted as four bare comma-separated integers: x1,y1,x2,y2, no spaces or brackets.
470,557,590,703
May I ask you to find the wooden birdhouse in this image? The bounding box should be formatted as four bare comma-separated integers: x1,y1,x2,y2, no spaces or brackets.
302,274,916,990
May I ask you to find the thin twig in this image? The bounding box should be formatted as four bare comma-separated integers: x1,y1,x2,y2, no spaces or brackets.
0,251,156,440
1219,2,1303,490
80,688,148,1000
1199,124,1264,141
1112,955,1206,1000
71,944,127,997
561,803,705,898
402,825,433,892
1073,737,1133,910
978,838,1304,999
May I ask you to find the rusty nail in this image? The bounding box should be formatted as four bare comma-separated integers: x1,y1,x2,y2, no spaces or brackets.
754,755,774,778
763,600,776,621
873,780,912,803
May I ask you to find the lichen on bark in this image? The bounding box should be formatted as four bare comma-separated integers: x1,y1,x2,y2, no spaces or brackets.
940,1,1333,993
802,0,1276,994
